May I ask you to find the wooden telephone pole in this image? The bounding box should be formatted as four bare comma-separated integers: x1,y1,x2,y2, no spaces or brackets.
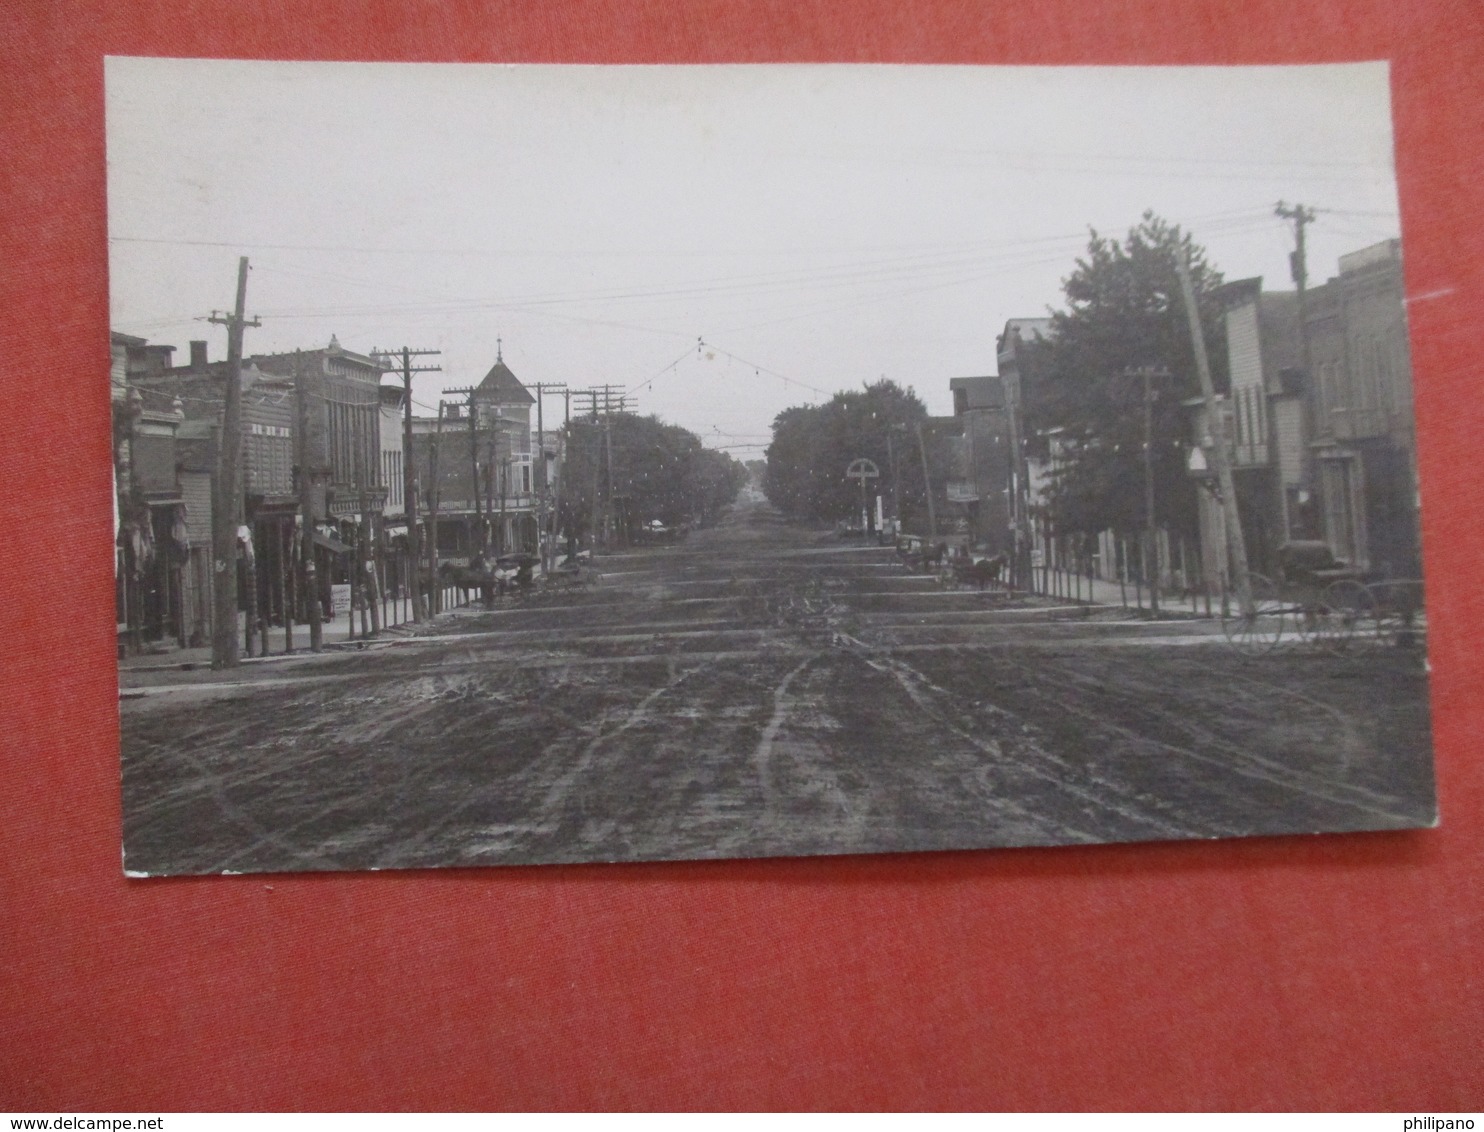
1123,366,1169,614
1177,253,1253,618
1277,201,1318,531
293,351,323,652
427,400,445,612
440,384,481,555
915,421,938,540
1276,201,1317,379
374,347,441,622
468,388,482,549
527,382,567,572
208,256,260,669
573,386,632,551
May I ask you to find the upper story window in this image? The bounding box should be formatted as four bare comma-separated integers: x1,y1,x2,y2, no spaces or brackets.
1319,360,1343,422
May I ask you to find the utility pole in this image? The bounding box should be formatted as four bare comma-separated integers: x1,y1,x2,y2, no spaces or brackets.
886,427,901,530
572,384,631,419
1143,365,1159,614
375,346,441,622
1276,201,1317,379
1177,252,1253,618
293,351,323,652
486,418,497,547
552,388,571,559
572,385,633,551
528,382,567,572
1123,366,1168,614
357,390,381,638
604,414,615,546
589,417,603,553
440,383,479,561
428,400,444,613
208,256,260,669
1277,201,1318,540
499,452,509,555
467,388,482,551
915,420,938,541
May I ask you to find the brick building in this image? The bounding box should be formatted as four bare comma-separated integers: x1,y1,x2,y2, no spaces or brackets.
111,333,193,651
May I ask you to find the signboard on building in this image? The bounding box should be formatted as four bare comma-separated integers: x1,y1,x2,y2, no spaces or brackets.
330,584,352,617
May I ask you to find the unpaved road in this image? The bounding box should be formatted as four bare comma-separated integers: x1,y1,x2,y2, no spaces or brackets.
120,498,1436,875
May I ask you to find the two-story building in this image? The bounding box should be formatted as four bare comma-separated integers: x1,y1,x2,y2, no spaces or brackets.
112,333,193,652
946,375,1012,558
246,337,389,623
410,349,539,565
1186,279,1307,588
125,335,390,637
1187,238,1419,591
996,318,1054,586
377,382,421,603
128,340,303,637
1306,239,1419,580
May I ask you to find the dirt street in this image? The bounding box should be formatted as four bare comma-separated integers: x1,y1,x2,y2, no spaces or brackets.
120,498,1436,875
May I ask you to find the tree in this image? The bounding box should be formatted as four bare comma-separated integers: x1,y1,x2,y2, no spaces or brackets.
1025,211,1229,542
764,379,938,531
557,412,746,548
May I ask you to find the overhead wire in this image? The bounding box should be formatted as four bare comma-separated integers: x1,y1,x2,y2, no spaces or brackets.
112,205,1282,334
115,208,1278,325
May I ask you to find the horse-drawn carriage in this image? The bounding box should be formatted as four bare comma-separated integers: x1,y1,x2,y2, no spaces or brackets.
1220,540,1424,655
545,550,597,591
495,553,541,594
434,552,542,607
895,534,947,574
945,551,1009,592
895,535,1009,592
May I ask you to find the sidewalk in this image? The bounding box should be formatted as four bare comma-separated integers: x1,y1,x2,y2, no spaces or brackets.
1030,566,1216,618
118,585,477,674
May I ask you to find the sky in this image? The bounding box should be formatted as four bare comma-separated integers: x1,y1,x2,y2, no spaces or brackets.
105,59,1404,458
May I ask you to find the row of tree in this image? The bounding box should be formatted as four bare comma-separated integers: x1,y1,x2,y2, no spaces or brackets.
557,412,747,547
763,212,1232,545
1024,212,1229,542
763,379,943,531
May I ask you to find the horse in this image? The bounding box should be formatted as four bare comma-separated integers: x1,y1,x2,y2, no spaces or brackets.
898,539,949,574
439,557,497,607
952,552,1009,591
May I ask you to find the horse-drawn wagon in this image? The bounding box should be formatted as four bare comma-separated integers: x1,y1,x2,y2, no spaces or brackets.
1220,540,1425,655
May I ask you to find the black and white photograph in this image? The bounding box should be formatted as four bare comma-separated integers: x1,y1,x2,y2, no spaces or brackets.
109,59,1434,877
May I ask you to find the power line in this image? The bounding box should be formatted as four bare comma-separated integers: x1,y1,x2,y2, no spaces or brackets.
624,342,703,396
697,340,834,400
110,204,1285,333
116,213,1273,324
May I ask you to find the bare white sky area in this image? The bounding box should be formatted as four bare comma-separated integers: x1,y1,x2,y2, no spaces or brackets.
106,59,1402,455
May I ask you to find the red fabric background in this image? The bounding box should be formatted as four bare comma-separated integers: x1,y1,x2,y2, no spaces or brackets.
2,0,1481,1111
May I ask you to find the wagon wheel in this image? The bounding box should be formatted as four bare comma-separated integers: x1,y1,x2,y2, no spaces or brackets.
1374,579,1426,651
1293,584,1347,648
1292,589,1329,646
1318,578,1379,654
1221,572,1285,655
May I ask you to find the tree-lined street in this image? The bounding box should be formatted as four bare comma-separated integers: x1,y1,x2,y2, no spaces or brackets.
120,494,1433,876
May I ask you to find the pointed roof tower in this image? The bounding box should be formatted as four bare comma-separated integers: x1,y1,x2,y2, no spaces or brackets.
474,340,534,405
